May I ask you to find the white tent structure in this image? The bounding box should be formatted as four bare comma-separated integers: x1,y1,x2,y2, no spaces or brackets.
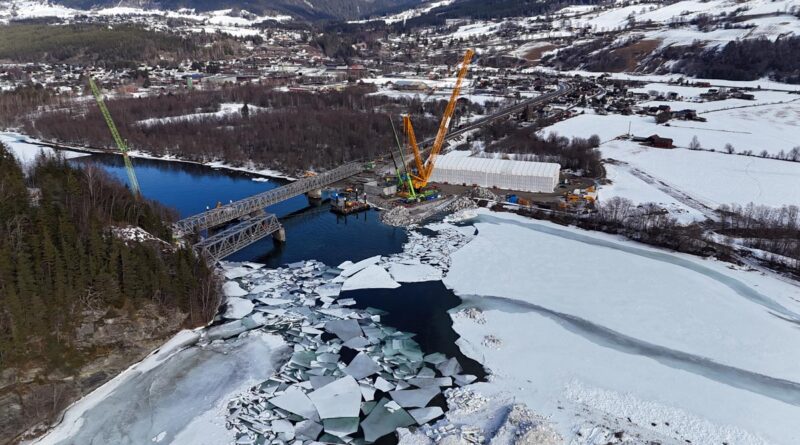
429,153,560,193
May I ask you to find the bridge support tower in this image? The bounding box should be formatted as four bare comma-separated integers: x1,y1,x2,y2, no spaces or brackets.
274,227,286,243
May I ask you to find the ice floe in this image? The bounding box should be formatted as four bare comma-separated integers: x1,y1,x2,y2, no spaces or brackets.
214,258,477,444
342,265,401,291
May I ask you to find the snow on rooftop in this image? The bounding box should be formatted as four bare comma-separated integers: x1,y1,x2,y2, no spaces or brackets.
430,152,560,193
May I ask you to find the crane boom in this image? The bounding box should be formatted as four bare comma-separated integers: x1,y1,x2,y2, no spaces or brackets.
405,49,474,189
88,77,141,197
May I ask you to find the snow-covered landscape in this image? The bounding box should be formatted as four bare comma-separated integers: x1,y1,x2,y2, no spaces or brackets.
2,0,800,443
28,209,800,445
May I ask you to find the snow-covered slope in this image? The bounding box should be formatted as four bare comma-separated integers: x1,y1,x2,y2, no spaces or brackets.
0,0,425,21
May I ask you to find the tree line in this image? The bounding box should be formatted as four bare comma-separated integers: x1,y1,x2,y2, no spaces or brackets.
21,85,458,174
717,203,799,274
0,146,217,374
476,119,603,176
666,37,800,84
0,23,241,68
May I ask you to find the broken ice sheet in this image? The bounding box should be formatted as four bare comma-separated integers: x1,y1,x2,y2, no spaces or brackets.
453,374,477,386
373,377,394,392
360,398,416,442
315,283,342,298
342,337,370,349
387,262,442,283
423,353,447,365
388,388,439,408
436,358,463,377
341,265,400,291
271,419,295,440
223,266,254,280
269,386,320,421
223,281,249,297
323,417,359,438
222,297,255,320
307,376,362,419
409,407,444,425
205,320,249,341
339,255,382,278
295,420,323,440
324,319,363,341
407,377,452,388
344,353,381,380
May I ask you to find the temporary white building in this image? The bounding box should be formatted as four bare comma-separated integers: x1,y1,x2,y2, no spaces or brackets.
429,153,560,193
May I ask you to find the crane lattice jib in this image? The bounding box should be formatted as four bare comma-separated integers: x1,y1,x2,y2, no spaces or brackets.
424,49,474,181
403,115,425,182
88,78,141,196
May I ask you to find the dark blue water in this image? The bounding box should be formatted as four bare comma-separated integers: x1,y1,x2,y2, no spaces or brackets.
72,154,407,267
344,282,487,380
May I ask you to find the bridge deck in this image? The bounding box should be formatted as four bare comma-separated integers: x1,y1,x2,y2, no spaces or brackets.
174,162,363,235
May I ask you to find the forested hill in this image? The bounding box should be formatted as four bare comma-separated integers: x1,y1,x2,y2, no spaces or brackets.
0,145,217,442
49,0,422,20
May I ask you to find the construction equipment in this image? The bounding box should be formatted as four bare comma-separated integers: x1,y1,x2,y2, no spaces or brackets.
88,77,141,197
388,116,417,201
403,49,475,190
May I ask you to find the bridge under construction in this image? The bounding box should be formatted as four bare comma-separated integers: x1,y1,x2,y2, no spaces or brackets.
174,162,364,262
87,59,574,264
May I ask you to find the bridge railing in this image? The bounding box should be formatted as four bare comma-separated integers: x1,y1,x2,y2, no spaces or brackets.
195,213,282,262
174,161,363,235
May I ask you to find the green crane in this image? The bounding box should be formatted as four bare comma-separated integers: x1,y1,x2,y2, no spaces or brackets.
388,117,417,201
88,77,141,197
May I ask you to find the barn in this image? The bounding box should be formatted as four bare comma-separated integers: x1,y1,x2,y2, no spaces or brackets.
429,153,560,193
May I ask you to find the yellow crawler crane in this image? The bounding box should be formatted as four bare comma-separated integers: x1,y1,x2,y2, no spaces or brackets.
403,48,475,190
88,77,141,197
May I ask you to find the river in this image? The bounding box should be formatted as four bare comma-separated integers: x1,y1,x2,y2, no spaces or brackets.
3,133,484,444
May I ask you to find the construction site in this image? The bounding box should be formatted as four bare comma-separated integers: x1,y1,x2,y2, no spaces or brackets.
79,47,598,262
331,49,598,227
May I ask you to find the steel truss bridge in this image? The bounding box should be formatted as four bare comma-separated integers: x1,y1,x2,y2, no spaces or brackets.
176,162,364,262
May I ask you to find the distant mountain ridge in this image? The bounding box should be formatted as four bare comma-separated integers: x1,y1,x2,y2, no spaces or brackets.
47,0,425,20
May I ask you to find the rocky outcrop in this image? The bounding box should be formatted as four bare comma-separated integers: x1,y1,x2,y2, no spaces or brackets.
0,304,186,445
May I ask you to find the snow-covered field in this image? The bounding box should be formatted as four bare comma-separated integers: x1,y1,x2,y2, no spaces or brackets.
0,1,290,35
547,102,800,155
543,104,800,215
602,140,800,210
602,162,707,222
137,103,267,127
444,210,800,444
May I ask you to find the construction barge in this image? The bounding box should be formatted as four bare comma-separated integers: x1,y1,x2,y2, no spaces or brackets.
331,191,371,215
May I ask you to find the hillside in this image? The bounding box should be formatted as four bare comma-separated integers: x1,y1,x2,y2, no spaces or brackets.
0,23,239,66
0,145,218,444
42,0,423,20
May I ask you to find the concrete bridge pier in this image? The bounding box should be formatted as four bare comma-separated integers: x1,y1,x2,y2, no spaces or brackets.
306,189,323,200
274,226,286,243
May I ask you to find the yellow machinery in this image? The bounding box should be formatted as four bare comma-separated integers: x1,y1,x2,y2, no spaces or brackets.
403,49,475,190
88,77,141,197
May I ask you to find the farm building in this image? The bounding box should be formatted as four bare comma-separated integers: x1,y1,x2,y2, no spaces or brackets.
430,153,560,193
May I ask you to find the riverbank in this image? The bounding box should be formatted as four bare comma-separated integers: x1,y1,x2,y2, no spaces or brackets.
25,208,800,444
30,223,484,444
0,130,296,180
